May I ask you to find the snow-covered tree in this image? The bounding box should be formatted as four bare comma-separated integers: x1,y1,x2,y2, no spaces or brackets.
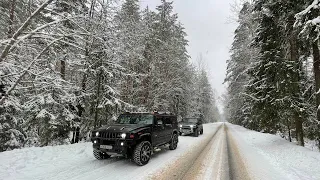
225,2,258,127
226,0,315,147
0,0,220,151
114,0,144,106
295,0,320,149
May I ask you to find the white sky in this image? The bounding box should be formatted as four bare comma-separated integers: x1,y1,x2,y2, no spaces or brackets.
139,0,238,111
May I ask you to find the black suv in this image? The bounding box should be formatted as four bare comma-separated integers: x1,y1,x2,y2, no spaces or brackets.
91,112,179,166
179,117,204,137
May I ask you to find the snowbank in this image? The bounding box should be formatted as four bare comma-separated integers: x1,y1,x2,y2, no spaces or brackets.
227,123,320,180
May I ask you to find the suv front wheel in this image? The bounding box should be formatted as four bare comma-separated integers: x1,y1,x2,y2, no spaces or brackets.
193,128,199,137
133,141,152,166
169,133,178,150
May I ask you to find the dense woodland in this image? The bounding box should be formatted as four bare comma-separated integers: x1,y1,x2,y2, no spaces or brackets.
225,0,320,150
0,0,220,152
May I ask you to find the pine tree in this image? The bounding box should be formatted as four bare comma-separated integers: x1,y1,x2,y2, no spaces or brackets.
295,0,320,149
225,2,258,127
141,0,191,115
114,0,144,106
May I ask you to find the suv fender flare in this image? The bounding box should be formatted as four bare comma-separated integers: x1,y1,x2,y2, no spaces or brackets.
138,133,151,142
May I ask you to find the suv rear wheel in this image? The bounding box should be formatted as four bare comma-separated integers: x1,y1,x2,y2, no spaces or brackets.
169,133,178,150
133,141,152,166
93,149,110,160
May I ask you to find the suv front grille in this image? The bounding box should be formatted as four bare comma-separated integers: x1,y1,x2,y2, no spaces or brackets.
100,132,121,139
182,126,191,129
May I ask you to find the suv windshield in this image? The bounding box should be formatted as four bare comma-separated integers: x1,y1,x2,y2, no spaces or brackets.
183,118,198,123
116,114,154,125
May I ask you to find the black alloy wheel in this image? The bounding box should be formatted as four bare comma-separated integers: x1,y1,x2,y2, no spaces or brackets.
133,141,152,166
169,133,178,150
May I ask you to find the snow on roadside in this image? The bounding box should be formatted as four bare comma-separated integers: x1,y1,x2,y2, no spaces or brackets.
227,123,320,180
0,123,222,180
304,139,319,152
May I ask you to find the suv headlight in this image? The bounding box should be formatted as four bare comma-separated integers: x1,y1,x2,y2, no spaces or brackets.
121,133,126,139
179,124,182,128
95,132,99,137
190,125,194,128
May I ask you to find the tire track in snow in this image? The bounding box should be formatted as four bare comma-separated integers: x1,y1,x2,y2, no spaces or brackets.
225,124,251,180
183,124,226,180
212,124,229,180
152,123,252,180
150,124,223,180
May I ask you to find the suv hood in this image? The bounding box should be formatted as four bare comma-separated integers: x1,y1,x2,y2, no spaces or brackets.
98,124,150,133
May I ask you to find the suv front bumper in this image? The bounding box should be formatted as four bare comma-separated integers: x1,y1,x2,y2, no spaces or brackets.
92,139,134,155
179,126,194,134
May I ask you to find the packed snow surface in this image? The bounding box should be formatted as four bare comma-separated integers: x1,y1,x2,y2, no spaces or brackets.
227,123,320,180
0,124,221,180
1,122,320,180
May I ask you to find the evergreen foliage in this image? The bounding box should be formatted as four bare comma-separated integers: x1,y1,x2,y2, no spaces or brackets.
0,0,220,151
225,0,320,149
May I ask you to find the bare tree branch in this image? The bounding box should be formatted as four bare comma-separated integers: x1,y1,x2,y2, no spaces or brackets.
0,0,54,62
0,37,63,105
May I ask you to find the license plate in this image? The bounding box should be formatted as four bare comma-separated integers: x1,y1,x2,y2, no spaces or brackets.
100,145,112,149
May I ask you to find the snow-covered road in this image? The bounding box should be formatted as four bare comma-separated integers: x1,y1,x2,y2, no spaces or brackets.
151,123,251,180
0,123,222,180
1,123,320,180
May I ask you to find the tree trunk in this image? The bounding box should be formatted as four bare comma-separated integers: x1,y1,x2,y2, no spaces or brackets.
313,41,320,121
61,59,66,80
290,30,304,146
8,0,16,38
94,71,102,128
313,41,320,151
286,119,292,142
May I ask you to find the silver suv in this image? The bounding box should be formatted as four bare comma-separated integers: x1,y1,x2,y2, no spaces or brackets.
178,117,204,137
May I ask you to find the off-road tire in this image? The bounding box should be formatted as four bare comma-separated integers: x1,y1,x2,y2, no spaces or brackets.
169,133,178,150
133,141,152,166
93,149,110,160
179,131,182,136
193,128,199,137
200,129,203,135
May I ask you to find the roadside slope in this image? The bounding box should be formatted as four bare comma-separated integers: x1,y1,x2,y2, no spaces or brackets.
227,123,320,180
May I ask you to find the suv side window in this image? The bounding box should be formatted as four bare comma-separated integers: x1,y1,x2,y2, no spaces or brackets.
163,117,171,125
171,116,177,125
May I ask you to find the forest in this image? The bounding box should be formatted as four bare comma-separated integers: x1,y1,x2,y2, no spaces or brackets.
0,0,220,151
225,0,320,150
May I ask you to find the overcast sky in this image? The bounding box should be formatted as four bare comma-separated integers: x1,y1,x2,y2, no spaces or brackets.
140,0,238,111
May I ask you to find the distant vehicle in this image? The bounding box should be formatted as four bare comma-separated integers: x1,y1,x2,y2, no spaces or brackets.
91,112,179,166
179,117,204,137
